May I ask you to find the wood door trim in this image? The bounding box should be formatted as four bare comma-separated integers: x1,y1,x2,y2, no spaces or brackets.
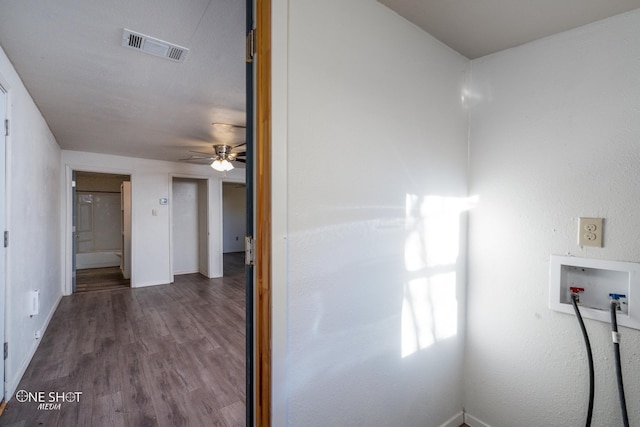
255,0,272,425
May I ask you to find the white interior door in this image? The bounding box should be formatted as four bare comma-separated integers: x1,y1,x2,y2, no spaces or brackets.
0,86,7,399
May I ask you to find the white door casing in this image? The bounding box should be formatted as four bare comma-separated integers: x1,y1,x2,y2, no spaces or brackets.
0,85,8,399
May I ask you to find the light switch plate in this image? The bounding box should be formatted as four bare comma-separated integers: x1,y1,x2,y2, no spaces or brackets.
578,217,603,247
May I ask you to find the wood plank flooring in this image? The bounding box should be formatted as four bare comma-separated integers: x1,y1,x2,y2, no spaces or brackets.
0,253,246,427
76,266,130,293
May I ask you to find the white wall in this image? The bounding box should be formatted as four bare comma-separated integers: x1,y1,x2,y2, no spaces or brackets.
222,183,246,253
0,45,63,399
465,10,640,427
62,150,237,290
272,0,469,425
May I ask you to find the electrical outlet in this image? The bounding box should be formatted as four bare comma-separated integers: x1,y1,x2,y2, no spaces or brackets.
578,217,603,247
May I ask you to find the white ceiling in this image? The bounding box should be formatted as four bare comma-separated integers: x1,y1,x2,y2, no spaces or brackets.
0,0,246,163
379,0,640,59
1,1,639,163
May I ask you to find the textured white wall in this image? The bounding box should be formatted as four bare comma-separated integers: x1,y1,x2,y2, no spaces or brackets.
273,0,470,425
465,10,640,427
0,45,63,399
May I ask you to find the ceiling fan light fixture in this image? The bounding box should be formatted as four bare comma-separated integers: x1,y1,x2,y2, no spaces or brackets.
211,159,234,172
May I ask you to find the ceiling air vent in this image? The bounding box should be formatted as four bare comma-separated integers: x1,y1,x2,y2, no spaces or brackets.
121,29,189,63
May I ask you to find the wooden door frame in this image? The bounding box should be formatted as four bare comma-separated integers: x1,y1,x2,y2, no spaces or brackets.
255,0,272,425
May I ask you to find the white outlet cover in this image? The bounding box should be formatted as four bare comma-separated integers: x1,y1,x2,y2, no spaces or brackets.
578,217,603,247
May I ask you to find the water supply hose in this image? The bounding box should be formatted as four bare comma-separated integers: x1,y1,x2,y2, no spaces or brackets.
610,300,629,427
571,294,594,427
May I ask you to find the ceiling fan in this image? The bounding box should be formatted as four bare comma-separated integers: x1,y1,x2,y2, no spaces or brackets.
181,123,247,171
180,143,247,171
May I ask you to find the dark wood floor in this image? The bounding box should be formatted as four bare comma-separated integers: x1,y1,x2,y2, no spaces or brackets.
76,266,130,293
0,253,246,427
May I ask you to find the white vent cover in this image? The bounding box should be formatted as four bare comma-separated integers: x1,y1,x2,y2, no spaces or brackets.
122,29,189,62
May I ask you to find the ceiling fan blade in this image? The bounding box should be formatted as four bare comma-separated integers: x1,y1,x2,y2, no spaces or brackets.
179,157,213,163
232,142,246,149
235,158,246,163
212,123,246,129
190,150,216,157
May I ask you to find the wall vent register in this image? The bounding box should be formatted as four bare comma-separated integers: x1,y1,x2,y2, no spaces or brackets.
122,29,189,62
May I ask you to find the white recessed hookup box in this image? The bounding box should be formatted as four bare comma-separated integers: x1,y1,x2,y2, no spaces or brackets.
549,255,640,330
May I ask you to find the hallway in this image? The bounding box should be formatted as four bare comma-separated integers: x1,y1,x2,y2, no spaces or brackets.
0,253,246,427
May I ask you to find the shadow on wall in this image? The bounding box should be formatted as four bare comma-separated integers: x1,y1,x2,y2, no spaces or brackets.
402,194,477,358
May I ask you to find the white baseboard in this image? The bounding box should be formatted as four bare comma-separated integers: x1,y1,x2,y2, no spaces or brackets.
132,280,168,288
464,412,491,427
5,293,63,400
439,412,465,427
173,269,199,275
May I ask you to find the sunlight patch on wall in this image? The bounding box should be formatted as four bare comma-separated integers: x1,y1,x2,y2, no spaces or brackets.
401,195,476,358
402,272,458,357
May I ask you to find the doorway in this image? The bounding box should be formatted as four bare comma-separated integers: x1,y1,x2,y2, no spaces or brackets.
73,172,131,293
171,177,210,277
223,182,247,254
